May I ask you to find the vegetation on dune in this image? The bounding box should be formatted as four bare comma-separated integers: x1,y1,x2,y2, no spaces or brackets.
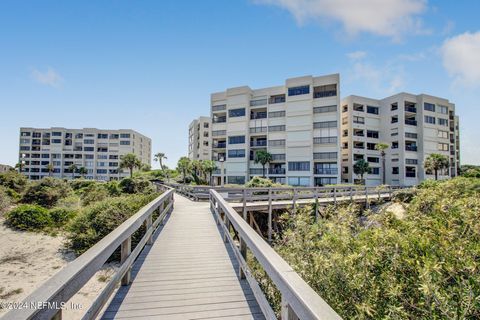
5,205,53,231
21,178,72,208
250,177,480,319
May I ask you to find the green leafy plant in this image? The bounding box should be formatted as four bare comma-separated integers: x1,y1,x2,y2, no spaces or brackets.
5,204,52,230
21,177,72,208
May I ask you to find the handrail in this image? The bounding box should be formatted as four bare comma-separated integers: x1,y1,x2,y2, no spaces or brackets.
210,189,343,320
3,186,174,320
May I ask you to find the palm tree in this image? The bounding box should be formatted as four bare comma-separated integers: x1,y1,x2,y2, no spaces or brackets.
46,164,55,177
120,153,142,178
78,166,88,178
201,160,217,186
177,157,191,184
375,143,389,185
154,152,168,179
68,164,78,180
254,150,272,178
190,160,203,184
15,162,24,173
353,159,371,184
424,153,450,180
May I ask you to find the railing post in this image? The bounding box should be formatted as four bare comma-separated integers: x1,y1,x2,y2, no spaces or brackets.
389,185,392,198
378,188,381,201
292,188,297,214
145,214,153,245
223,210,229,243
121,236,132,286
268,188,272,243
350,186,353,201
243,189,248,220
314,187,319,222
333,187,337,205
281,295,298,320
239,237,247,279
365,187,370,208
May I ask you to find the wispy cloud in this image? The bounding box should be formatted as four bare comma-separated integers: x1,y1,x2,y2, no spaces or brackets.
254,0,428,40
441,31,480,87
30,67,63,88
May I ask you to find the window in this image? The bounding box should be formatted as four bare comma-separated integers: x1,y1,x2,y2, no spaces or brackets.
212,104,226,112
353,104,364,112
313,152,337,160
20,138,30,144
371,168,380,175
227,176,245,184
228,136,245,144
288,177,310,186
367,106,379,114
437,130,448,139
424,102,435,112
110,134,119,139
269,139,285,147
314,163,338,175
438,118,448,126
367,143,377,150
269,125,286,132
288,162,310,171
313,105,337,113
405,132,418,139
268,111,285,118
41,154,49,158
391,103,398,111
212,130,226,136
52,139,61,144
109,155,118,159
228,108,246,117
314,177,337,186
52,132,62,136
367,130,379,138
392,141,399,149
438,105,448,114
392,167,399,174
227,149,245,158
342,105,348,113
438,143,449,151
84,139,95,144
271,154,286,161
269,94,285,104
250,98,267,106
391,116,398,123
97,134,108,139
120,133,131,138
353,116,364,124
288,85,310,96
424,116,436,124
367,157,379,163
313,121,337,129
313,137,337,144
96,169,108,174
120,140,131,145
313,84,336,98
21,132,31,137
406,159,418,165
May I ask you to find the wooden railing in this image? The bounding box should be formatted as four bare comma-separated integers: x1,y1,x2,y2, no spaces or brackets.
3,186,174,320
210,189,343,320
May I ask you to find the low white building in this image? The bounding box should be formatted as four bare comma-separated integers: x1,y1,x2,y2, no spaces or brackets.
188,117,212,161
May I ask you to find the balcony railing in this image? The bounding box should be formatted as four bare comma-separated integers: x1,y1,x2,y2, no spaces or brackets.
405,145,418,152
250,127,268,133
213,117,226,123
405,119,417,126
250,112,267,120
269,168,286,175
249,168,264,175
213,142,226,148
314,168,338,175
404,106,417,113
250,140,267,147
313,90,337,98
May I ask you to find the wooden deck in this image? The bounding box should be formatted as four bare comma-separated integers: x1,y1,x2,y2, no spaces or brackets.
101,194,265,320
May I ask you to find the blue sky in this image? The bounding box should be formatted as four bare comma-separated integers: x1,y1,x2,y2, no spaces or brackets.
0,0,479,168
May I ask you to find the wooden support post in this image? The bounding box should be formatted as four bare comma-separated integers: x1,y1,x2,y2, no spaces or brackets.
121,237,132,286
281,295,297,320
378,188,381,201
389,185,392,198
314,187,319,222
242,189,247,220
52,309,62,320
239,237,247,279
268,188,273,243
365,187,369,208
145,214,153,245
350,186,353,201
223,212,229,243
160,201,165,226
292,188,297,214
333,187,337,205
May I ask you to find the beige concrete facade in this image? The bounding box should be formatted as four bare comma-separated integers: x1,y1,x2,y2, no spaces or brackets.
0,164,12,173
341,94,460,186
19,127,151,180
188,117,212,160
210,74,341,186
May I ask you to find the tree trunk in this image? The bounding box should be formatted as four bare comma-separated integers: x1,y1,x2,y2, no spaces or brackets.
129,167,133,178
262,164,266,178
435,169,438,180
382,152,386,185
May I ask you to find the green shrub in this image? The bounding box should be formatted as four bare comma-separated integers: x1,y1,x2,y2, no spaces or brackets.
67,193,158,255
56,194,82,210
105,180,121,196
49,208,77,225
0,186,11,214
5,204,52,230
257,177,480,319
245,176,284,188
69,179,97,191
0,171,28,193
392,188,417,203
79,183,109,206
21,178,72,208
118,177,156,194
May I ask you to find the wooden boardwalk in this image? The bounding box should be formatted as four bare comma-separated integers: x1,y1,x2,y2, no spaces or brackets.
101,194,265,320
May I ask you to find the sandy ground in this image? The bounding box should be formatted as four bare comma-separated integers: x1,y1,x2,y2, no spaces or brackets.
0,218,118,319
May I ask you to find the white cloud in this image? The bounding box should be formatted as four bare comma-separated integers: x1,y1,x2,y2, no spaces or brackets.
31,67,63,88
254,0,428,39
441,31,480,87
347,50,367,61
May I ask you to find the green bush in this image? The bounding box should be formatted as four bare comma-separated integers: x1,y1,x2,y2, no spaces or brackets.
21,178,72,208
69,179,97,191
392,188,417,203
256,177,480,319
79,183,109,206
49,208,77,225
0,171,28,193
67,193,158,255
105,180,121,196
245,176,284,188
118,177,156,194
5,204,52,230
0,186,11,214
56,194,82,210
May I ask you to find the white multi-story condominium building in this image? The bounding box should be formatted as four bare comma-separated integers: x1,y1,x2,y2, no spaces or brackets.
340,93,460,186
0,164,12,173
188,116,212,160
18,127,151,181
210,74,341,187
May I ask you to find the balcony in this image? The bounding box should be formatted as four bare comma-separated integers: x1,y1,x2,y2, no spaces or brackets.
269,168,286,175
405,119,417,126
314,168,338,175
250,140,267,147
250,127,268,134
269,94,286,104
404,106,417,113
250,112,267,120
249,168,264,175
213,116,226,124
213,142,226,148
405,145,417,152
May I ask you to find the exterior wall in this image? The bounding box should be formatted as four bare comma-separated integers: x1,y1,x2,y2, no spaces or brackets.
0,164,12,173
341,93,460,186
188,116,212,160
210,74,341,187
18,127,151,181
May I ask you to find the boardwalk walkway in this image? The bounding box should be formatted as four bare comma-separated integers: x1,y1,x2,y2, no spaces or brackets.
101,194,264,320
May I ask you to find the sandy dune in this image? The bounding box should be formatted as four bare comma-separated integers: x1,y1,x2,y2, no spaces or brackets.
0,219,118,319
